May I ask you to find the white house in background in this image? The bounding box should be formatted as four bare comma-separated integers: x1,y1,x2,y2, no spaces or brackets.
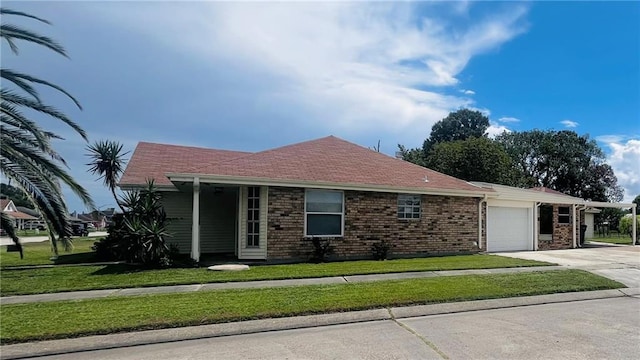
0,199,37,230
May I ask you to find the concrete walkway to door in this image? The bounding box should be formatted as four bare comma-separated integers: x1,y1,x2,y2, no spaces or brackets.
495,244,640,288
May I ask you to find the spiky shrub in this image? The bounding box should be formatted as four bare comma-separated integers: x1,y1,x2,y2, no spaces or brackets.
93,180,171,267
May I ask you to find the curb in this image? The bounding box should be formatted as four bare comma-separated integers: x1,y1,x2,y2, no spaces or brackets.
1,288,635,360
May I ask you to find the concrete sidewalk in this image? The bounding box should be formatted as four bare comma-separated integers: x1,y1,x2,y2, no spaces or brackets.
0,265,565,305
2,287,638,360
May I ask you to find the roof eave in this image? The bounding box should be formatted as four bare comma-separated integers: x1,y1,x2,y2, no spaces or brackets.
166,173,492,197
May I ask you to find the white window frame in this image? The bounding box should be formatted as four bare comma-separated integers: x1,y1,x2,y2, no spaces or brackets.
246,186,260,247
558,206,571,225
304,189,344,237
398,194,421,220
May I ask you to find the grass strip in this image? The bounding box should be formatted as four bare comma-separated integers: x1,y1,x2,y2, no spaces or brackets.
588,237,635,245
0,270,623,344
0,254,552,296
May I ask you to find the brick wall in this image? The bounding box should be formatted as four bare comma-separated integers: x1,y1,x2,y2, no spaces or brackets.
538,205,584,250
266,187,482,261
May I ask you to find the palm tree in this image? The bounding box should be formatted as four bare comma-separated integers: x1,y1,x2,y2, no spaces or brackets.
86,140,129,212
1,8,94,256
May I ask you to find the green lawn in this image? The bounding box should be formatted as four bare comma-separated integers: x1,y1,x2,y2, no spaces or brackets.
0,237,99,268
0,254,552,296
0,270,623,344
588,236,635,245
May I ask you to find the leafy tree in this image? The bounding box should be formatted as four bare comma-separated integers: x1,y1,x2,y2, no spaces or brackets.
619,215,639,244
0,8,93,256
0,183,33,208
423,109,490,154
86,140,129,212
399,108,490,166
633,194,640,208
425,137,516,184
496,130,623,202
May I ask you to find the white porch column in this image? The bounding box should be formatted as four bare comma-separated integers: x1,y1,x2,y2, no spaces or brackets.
633,205,637,246
191,177,200,262
534,203,539,250
572,204,577,248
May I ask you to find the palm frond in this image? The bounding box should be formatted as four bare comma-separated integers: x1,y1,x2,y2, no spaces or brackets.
0,23,66,57
1,69,82,109
1,89,87,140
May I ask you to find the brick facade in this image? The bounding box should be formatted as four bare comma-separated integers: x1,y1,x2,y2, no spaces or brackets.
538,205,584,250
267,187,482,261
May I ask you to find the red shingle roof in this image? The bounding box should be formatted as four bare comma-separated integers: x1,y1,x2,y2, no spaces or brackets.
121,136,487,194
120,142,251,186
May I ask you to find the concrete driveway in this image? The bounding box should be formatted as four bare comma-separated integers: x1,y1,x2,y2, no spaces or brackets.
495,244,640,287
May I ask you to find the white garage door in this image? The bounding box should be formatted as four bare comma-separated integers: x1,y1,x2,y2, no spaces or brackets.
487,206,531,252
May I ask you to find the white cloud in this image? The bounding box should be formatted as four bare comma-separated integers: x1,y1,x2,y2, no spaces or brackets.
90,2,529,144
601,138,640,202
498,116,520,123
461,89,476,95
561,119,579,128
486,122,511,138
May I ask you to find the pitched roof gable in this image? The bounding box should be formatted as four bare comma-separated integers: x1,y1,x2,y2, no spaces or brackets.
173,136,484,193
120,142,251,186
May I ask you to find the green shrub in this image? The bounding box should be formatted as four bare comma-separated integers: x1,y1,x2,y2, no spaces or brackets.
96,180,172,267
619,215,640,243
371,240,391,260
309,237,334,263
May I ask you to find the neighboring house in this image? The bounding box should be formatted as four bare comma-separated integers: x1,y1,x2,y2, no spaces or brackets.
0,199,37,230
77,213,107,229
119,136,637,262
470,183,634,251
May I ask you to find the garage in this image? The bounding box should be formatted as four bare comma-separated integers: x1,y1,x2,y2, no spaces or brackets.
487,205,532,252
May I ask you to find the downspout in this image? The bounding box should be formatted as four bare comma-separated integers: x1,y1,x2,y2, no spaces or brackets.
576,205,587,248
478,194,488,251
534,202,541,251
572,204,577,249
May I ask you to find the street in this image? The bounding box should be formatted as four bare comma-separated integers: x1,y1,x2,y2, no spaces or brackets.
35,296,640,360
0,232,107,246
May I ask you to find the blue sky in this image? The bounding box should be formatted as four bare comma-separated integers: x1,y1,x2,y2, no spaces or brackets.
2,1,639,212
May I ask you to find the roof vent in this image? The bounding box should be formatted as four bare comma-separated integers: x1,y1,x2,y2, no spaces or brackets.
395,151,403,159
423,176,429,183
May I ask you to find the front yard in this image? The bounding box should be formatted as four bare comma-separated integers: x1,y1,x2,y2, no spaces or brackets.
0,252,552,296
0,269,623,344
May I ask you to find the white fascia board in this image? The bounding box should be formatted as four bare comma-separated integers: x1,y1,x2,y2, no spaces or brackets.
583,201,636,209
167,173,491,198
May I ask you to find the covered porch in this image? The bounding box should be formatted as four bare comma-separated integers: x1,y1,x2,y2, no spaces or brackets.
160,179,268,262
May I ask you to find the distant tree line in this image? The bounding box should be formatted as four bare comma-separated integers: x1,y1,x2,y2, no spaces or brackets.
398,109,624,203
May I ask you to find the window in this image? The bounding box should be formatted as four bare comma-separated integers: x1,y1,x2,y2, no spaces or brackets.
558,206,571,224
305,190,343,236
247,186,260,247
398,194,421,219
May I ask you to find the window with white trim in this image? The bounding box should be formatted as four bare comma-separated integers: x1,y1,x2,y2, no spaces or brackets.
558,206,570,224
246,186,260,247
398,194,421,219
305,190,344,236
